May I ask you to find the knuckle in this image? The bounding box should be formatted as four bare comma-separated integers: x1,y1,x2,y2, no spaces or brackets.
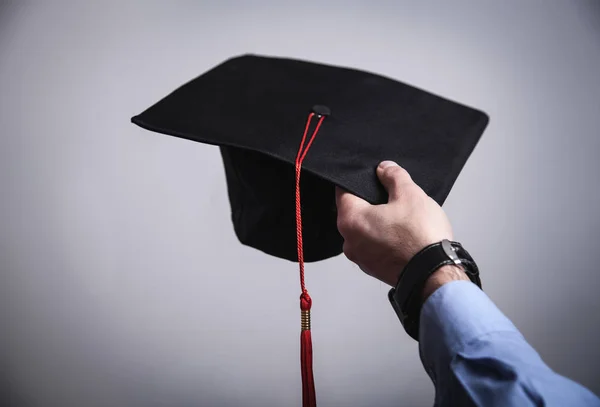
336,215,349,234
342,242,358,262
336,214,359,235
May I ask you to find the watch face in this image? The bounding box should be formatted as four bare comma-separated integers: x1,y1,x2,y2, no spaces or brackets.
441,239,461,266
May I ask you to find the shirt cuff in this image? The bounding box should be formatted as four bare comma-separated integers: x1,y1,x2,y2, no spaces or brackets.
418,281,521,384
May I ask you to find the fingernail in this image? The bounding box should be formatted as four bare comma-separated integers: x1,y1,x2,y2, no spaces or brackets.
378,160,398,169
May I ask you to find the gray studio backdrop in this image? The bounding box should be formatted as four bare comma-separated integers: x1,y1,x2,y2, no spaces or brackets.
1,1,599,406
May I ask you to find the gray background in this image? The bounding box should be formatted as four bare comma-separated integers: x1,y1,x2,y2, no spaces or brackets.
1,1,599,406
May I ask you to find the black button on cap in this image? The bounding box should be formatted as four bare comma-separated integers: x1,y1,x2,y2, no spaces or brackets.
312,105,331,117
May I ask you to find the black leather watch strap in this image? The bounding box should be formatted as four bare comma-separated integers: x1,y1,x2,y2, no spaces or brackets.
388,240,481,340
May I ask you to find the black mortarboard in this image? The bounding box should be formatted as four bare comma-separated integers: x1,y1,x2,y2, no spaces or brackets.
132,54,489,264
132,54,489,405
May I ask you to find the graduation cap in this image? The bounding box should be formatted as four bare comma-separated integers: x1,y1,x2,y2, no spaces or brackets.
132,54,489,406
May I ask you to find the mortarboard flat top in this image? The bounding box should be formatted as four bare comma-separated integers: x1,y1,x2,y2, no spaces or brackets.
132,54,489,263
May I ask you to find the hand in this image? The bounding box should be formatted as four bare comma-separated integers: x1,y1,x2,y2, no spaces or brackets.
336,161,456,286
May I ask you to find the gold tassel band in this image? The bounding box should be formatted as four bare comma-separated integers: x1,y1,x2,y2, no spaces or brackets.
301,309,311,331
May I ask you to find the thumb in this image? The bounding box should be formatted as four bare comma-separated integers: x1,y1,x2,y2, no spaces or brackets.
376,161,413,202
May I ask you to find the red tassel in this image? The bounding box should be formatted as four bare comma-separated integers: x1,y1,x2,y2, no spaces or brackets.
300,293,316,407
295,112,325,407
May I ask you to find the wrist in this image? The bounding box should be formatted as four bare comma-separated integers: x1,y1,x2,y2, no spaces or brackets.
421,264,470,302
388,240,482,341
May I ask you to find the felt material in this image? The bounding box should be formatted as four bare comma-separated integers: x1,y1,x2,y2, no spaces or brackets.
132,54,489,262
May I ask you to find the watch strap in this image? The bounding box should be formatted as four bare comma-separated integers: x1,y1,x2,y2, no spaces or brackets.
388,240,481,340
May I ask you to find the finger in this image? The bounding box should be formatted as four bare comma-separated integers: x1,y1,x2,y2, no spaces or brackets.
376,161,414,202
335,186,369,214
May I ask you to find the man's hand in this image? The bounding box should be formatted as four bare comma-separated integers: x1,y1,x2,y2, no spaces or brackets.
335,161,458,287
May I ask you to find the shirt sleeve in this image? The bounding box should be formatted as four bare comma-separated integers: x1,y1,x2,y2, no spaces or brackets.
419,281,600,407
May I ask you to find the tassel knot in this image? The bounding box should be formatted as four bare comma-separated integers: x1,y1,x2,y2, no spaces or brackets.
300,292,312,311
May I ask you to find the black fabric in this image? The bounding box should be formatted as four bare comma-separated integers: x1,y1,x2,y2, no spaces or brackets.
131,54,489,262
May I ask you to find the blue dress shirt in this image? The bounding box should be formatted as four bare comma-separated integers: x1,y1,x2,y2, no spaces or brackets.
419,281,600,406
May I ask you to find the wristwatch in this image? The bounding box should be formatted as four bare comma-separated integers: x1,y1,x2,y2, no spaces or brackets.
388,239,482,341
